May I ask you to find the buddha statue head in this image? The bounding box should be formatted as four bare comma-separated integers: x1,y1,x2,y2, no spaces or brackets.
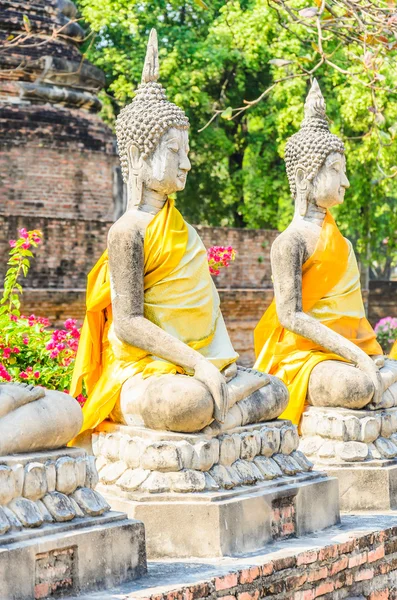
115,29,191,206
284,79,349,216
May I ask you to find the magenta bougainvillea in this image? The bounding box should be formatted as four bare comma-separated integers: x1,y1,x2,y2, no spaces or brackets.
207,245,236,276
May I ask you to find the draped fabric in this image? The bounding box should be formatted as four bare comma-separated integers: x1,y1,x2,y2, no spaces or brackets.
391,340,397,360
254,211,382,425
70,199,237,435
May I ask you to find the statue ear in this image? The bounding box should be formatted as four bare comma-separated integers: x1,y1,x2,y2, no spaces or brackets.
127,144,143,176
126,144,144,207
295,165,309,217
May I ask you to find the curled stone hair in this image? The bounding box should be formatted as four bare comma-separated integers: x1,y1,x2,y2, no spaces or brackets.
115,29,190,183
284,79,345,198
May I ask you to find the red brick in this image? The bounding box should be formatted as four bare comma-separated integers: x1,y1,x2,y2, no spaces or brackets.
273,556,297,571
318,545,339,561
237,592,259,600
369,591,389,600
215,573,238,591
282,522,296,536
314,581,334,597
260,562,274,576
293,591,315,600
297,550,318,566
329,555,348,575
239,566,260,584
34,583,50,600
348,550,367,568
285,573,307,591
338,540,355,554
368,545,385,562
354,567,374,582
307,567,328,583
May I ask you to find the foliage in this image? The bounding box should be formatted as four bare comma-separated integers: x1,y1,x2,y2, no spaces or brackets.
0,230,85,405
207,245,236,276
374,316,397,354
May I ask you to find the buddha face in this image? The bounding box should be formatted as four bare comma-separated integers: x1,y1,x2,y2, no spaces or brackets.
311,152,350,209
138,127,191,195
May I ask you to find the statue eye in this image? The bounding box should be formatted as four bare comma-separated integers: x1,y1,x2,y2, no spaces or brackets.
168,144,179,153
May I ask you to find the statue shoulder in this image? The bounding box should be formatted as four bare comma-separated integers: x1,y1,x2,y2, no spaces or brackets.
108,213,146,245
271,226,308,264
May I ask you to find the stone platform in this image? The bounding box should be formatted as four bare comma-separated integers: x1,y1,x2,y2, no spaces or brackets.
300,406,397,510
0,448,147,599
93,420,340,558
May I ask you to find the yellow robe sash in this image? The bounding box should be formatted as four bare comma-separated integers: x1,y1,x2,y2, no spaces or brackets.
254,211,382,425
71,199,237,434
390,340,397,360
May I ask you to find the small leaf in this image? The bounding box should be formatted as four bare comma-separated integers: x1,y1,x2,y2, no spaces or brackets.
299,7,318,18
221,107,233,120
22,14,31,31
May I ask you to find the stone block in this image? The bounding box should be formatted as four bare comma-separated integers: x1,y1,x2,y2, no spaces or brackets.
381,414,393,438
280,425,299,454
329,416,347,440
85,455,99,489
336,441,368,462
368,442,382,460
360,417,381,443
169,470,206,493
225,465,243,487
191,441,215,471
140,442,182,472
45,461,56,492
219,435,239,466
140,471,171,493
374,437,397,459
299,436,323,456
240,433,259,461
8,498,43,528
2,506,22,531
23,462,47,501
300,413,318,436
253,456,280,479
56,457,77,495
35,499,54,523
233,459,259,484
100,460,128,484
209,464,235,489
75,457,87,488
175,441,194,468
101,434,120,461
91,432,105,456
318,440,336,459
123,437,147,469
260,426,280,457
42,492,76,522
317,417,332,438
72,488,110,516
70,496,85,518
291,450,313,472
272,454,299,475
0,508,10,535
204,472,219,491
117,468,150,491
0,466,16,505
344,416,360,441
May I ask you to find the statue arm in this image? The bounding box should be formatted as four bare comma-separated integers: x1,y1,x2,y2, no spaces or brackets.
108,224,229,421
271,232,383,402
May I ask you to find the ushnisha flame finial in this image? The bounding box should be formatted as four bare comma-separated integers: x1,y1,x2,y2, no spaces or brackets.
141,28,160,84
284,78,345,198
115,28,189,183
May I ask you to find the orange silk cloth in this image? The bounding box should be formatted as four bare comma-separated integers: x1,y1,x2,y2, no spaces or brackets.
391,340,397,360
254,211,382,425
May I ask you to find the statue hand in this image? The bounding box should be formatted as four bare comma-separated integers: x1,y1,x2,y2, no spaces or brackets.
357,357,384,406
194,359,229,423
371,354,385,369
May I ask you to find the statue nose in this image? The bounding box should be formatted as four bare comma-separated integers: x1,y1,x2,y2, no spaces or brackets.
180,155,191,172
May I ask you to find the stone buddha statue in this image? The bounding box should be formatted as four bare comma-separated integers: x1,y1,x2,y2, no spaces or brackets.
0,382,82,454
70,29,288,436
254,79,397,426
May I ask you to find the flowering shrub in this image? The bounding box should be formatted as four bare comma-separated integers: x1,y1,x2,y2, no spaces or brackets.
0,229,85,405
207,245,236,276
374,317,397,354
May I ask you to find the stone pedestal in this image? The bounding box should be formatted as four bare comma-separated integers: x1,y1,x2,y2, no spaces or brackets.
300,406,397,510
0,448,147,599
93,420,340,558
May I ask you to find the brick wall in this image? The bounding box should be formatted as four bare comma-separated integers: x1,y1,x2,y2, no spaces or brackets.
133,526,397,600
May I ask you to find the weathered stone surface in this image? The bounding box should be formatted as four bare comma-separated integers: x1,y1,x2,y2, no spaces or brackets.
209,464,234,489
100,460,128,484
117,468,150,491
280,426,299,454
8,497,43,528
85,455,99,489
140,471,171,493
12,463,24,497
140,442,182,472
233,459,258,484
219,436,239,466
92,432,105,456
360,417,380,443
56,456,78,494
317,417,332,438
0,465,16,505
70,496,85,518
23,462,47,501
45,461,56,492
253,456,280,479
42,491,76,522
72,488,110,516
337,441,369,462
75,457,87,488
2,506,22,530
260,426,281,456
123,437,147,469
329,416,347,441
272,453,299,475
240,432,260,461
374,437,397,459
169,470,206,493
291,450,313,471
204,472,219,491
299,435,323,456
300,413,318,436
0,507,10,535
175,441,194,469
35,499,54,522
225,465,243,487
318,440,336,459
344,416,360,441
96,455,107,472
368,442,382,460
191,441,215,471
381,414,393,438
101,434,120,461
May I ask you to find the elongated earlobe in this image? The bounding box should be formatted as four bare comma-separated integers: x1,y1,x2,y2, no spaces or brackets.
295,166,309,217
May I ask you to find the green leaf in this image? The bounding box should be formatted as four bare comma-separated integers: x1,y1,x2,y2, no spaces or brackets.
221,107,233,120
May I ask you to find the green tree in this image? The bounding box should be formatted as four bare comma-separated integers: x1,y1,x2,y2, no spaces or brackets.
76,0,397,276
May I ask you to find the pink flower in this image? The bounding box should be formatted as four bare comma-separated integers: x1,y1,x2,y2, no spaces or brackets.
34,371,40,378
0,364,12,382
26,366,33,373
76,394,86,407
22,337,29,345
56,343,65,351
21,242,30,250
19,228,29,239
64,318,77,330
46,341,56,350
9,314,18,322
32,236,41,244
19,372,28,379
50,349,60,359
12,347,20,354
9,240,16,248
2,348,11,359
